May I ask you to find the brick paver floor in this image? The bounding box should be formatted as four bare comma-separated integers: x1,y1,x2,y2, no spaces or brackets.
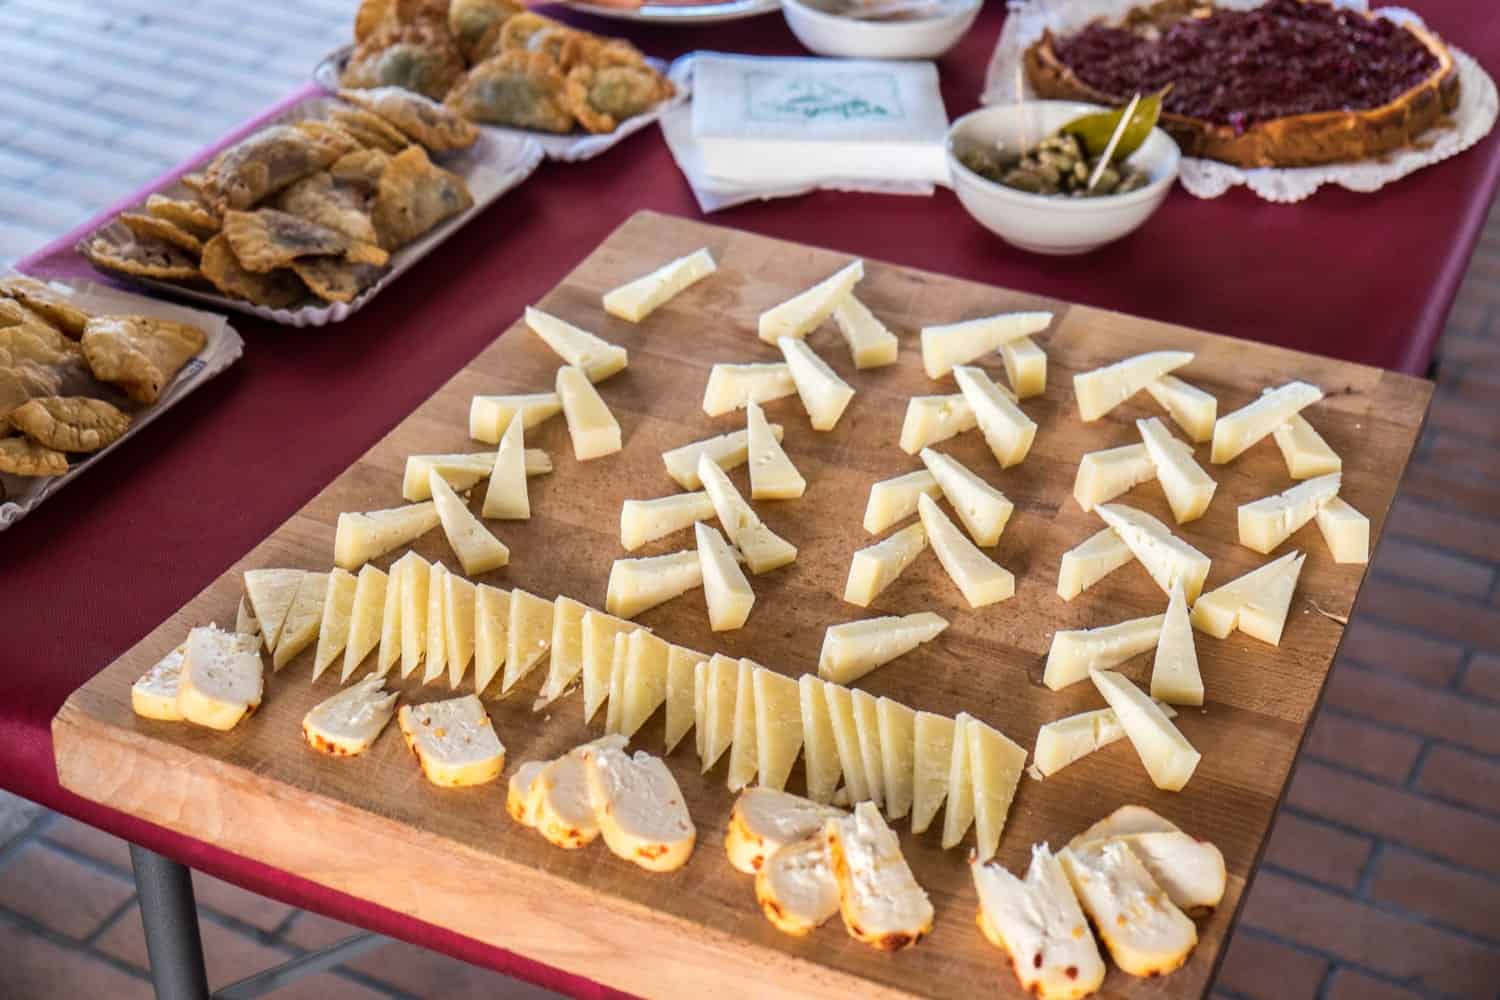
2,1,1498,997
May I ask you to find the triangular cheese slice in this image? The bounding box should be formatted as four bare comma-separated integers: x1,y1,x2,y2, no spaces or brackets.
580,608,637,722
235,597,259,640
1074,350,1194,422
243,568,305,653
312,567,358,681
1191,550,1303,640
620,629,670,738
876,697,917,820
696,522,755,631
941,713,976,849
818,611,948,685
779,336,854,431
1074,443,1156,513
604,631,630,735
702,363,796,417
468,391,562,444
823,682,869,804
697,455,796,574
534,596,587,708
999,336,1047,399
726,659,760,792
1212,380,1322,463
863,470,940,535
1057,526,1136,601
603,247,716,322
661,425,782,490
1274,412,1342,479
444,572,476,689
967,717,1027,862
918,493,1014,608
953,366,1036,469
1145,375,1217,443
1033,702,1178,778
1151,579,1202,705
921,311,1052,380
1238,473,1340,554
832,292,898,369
758,259,863,343
333,502,439,570
746,400,806,499
851,688,886,810
273,572,328,671
473,584,509,695
401,449,553,502
482,415,530,520
1138,417,1216,523
910,710,955,835
1237,553,1306,646
899,394,976,454
422,563,449,685
398,552,430,679
340,564,388,683
664,644,706,754
524,306,627,382
1316,496,1368,564
753,667,803,792
556,364,622,460
430,470,510,575
620,491,716,551
376,556,405,677
799,674,841,803
844,521,927,607
1096,503,1211,602
502,587,553,694
1090,669,1201,791
920,447,1013,546
1044,614,1165,692
606,549,703,619
700,653,739,773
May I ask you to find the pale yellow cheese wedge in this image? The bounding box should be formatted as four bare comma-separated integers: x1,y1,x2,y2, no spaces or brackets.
799,674,841,803
726,659,760,792
422,563,449,685
606,549,702,619
1057,527,1135,601
968,716,1027,861
603,247,716,322
340,565,388,683
1090,670,1200,791
1138,417,1216,523
779,336,854,431
845,521,926,607
235,597,260,640
1239,472,1341,554
1212,380,1323,463
482,416,529,520
580,608,637,722
302,675,397,756
177,626,263,731
921,447,1013,545
401,449,551,501
333,503,439,571
746,399,806,499
532,595,585,708
1033,701,1178,778
468,391,561,444
921,311,1052,380
696,521,754,631
620,629,670,738
243,568,304,653
953,366,1036,469
1151,579,1202,706
664,643,705,755
604,631,630,736
397,694,505,787
1316,496,1369,564
1074,350,1193,422
899,393,975,454
1096,503,1211,602
700,652,739,773
756,836,841,936
620,492,715,551
473,584,509,695
942,713,976,849
1145,374,1217,443
132,644,186,721
832,292,898,369
376,555,406,677
1073,443,1156,512
758,259,864,343
911,710,955,835
1060,841,1197,977
875,697,917,820
1273,412,1342,479
581,744,697,871
444,572,476,689
557,364,622,460
754,668,803,792
702,363,797,417
502,587,553,694
525,305,627,382
430,470,510,575
972,845,1105,1000
851,688,886,810
697,454,796,574
1044,613,1165,691
823,682,870,804
662,425,782,490
1190,550,1304,642
311,568,357,681
398,552,430,679
918,493,1015,608
863,470,940,535
274,572,328,671
826,802,934,950
507,760,547,828
818,611,948,685
1000,336,1047,399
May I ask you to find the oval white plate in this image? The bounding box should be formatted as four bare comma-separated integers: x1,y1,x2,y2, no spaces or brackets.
559,0,780,23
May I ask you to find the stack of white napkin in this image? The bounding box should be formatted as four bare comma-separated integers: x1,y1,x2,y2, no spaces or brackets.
661,52,952,212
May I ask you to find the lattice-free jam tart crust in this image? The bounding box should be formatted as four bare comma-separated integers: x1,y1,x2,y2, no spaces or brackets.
1025,0,1460,168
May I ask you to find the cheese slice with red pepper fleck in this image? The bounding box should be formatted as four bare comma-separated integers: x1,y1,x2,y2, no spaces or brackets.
972,845,1105,1000
397,694,505,788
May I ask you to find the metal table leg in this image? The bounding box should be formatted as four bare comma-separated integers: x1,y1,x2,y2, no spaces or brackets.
130,844,210,1000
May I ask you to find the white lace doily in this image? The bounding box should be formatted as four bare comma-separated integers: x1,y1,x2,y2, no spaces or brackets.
982,0,1499,202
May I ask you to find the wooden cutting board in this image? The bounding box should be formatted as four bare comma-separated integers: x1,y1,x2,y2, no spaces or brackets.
53,210,1431,999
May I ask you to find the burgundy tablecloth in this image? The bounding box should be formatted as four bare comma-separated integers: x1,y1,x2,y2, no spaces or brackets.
7,3,1499,997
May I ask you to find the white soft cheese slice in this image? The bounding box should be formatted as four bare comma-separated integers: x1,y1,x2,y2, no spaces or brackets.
818,611,948,685
557,363,622,460
333,502,439,571
502,587,553,694
582,745,697,871
525,306,627,382
132,644,186,721
779,336,855,431
1057,526,1136,601
1069,805,1181,846
402,449,551,501
398,552,430,679
1151,579,1202,706
832,292,898,369
1060,841,1198,978
606,549,703,619
662,425,782,490
942,713,976,849
696,521,755,631
533,735,628,849
874,696,917,820
444,572,476,689
1071,828,1227,913
421,563,449,685
827,802,934,950
1191,550,1304,642
177,626,264,731
845,521,926,607
1074,443,1156,512
468,391,562,444
851,689,886,810
697,454,796,574
918,493,1015,608
1145,375,1217,443
921,447,1014,546
274,571,328,671
754,667,804,792
1090,670,1201,791
620,629,670,738
620,491,715,551
664,643,706,755
1044,614,1165,692
340,564,388,683
1033,702,1178,778
972,845,1106,1000
603,247,715,322
1096,503,1212,602
899,393,976,454
580,608,638,723
799,674,841,804
911,710,955,835
700,653,740,773
702,363,797,417
968,716,1028,861
398,694,505,787
1273,411,1342,479
302,675,397,756
1316,496,1369,564
431,470,510,575
1138,417,1217,523
746,399,806,498
482,415,530,520
758,259,864,343
863,469,940,535
1239,472,1341,554
823,682,870,804
473,584,509,695
953,365,1037,468
1074,351,1194,422
1212,380,1325,464
507,759,547,828
726,659,760,792
312,567,357,681
1000,336,1047,399
243,568,305,653
921,311,1052,380
756,835,841,935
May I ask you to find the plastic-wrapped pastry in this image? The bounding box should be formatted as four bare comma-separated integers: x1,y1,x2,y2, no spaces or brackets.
275,172,380,246
446,50,575,133
338,87,479,152
566,63,675,135
199,234,307,309
198,124,350,213
371,145,475,248
341,17,465,101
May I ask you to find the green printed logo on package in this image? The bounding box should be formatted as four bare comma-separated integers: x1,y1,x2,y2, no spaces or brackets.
745,71,907,124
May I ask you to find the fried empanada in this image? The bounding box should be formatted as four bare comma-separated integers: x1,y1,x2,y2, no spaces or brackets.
371,145,475,249
80,315,207,405
329,107,411,153
222,209,388,273
0,436,68,477
449,0,521,62
118,212,205,256
200,234,307,309
0,320,93,423
274,173,380,245
445,50,575,133
145,194,221,239
290,257,384,304
565,63,674,135
10,396,130,453
330,149,392,192
292,120,365,160
0,276,91,339
80,235,200,282
341,18,465,101
338,87,479,152
199,124,349,213
353,0,394,41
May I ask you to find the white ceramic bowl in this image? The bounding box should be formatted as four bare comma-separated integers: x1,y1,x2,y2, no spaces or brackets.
946,101,1181,255
782,0,981,60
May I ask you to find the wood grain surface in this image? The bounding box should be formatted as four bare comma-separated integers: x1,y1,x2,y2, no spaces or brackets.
53,210,1432,999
